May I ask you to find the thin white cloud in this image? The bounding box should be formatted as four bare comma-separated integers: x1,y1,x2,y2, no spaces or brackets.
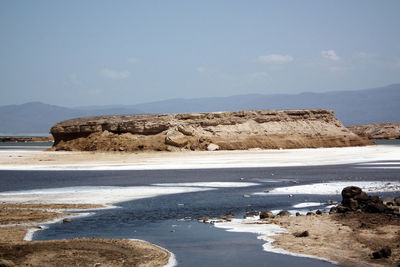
321,50,340,61
100,68,131,80
257,54,294,64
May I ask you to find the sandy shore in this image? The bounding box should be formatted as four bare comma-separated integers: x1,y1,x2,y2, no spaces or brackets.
0,145,399,170
0,203,173,267
271,213,400,267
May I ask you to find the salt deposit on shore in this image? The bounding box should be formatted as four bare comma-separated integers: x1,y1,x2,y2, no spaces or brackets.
0,145,399,170
0,182,259,205
255,181,400,196
214,218,334,264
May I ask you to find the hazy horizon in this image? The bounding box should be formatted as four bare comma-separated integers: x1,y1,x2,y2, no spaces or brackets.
1,1,400,107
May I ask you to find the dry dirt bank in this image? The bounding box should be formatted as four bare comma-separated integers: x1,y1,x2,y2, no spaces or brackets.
271,213,400,267
0,203,171,267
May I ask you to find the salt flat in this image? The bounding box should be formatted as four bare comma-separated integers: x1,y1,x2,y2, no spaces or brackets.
0,145,399,170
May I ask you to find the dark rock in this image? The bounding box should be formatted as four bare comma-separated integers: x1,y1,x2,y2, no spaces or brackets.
339,186,392,214
62,218,72,223
394,197,400,206
260,211,274,219
372,246,392,259
306,212,315,216
295,231,309,237
329,206,338,214
365,202,387,213
277,210,291,217
198,216,210,223
342,198,359,211
295,212,301,216
342,186,362,199
316,210,323,215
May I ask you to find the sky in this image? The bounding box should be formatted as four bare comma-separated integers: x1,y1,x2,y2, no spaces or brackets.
1,0,400,107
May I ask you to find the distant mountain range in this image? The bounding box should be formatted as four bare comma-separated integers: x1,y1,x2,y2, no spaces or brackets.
1,84,399,135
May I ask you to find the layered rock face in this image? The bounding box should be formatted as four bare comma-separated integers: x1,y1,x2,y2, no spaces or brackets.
50,109,373,152
347,123,400,139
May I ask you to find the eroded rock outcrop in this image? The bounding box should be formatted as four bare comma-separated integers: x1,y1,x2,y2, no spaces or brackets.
347,123,400,139
50,109,373,152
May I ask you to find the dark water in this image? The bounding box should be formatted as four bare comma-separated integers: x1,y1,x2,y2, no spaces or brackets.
1,161,400,266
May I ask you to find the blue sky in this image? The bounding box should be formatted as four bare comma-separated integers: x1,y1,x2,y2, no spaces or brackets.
1,1,400,107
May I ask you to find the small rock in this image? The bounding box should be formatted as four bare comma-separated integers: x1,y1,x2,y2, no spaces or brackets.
198,216,210,223
384,198,395,206
260,211,274,219
243,194,251,198
316,210,323,215
394,197,400,206
306,212,314,216
295,231,309,237
207,143,219,151
63,218,72,223
295,212,301,216
277,210,291,217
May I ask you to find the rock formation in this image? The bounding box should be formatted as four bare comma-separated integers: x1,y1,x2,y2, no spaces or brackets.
347,123,400,139
49,109,373,152
331,186,399,215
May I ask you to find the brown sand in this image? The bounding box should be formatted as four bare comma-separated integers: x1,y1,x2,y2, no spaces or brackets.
0,203,171,267
271,213,400,267
0,238,170,267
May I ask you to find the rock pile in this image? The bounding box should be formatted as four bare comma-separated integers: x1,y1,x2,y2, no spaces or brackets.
331,186,399,215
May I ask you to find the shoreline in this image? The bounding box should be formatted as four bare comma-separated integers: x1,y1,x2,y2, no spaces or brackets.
3,181,398,266
1,144,399,171
1,145,399,266
0,203,175,267
270,213,400,266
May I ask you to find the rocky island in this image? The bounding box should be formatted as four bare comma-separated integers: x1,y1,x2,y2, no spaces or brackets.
49,109,373,152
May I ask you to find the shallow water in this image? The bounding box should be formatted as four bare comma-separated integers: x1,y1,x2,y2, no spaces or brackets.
1,161,400,266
